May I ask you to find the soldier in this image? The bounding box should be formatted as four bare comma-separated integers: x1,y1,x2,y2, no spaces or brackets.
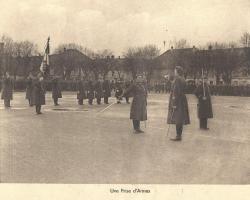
194,77,213,130
102,79,111,104
1,72,13,108
123,75,147,133
25,75,33,106
51,77,62,106
87,80,95,105
115,81,123,104
124,80,131,104
76,78,87,105
33,75,46,114
95,80,103,105
167,66,190,141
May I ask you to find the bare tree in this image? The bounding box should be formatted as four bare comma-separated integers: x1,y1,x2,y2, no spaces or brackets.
240,32,250,47
171,38,190,49
123,44,160,82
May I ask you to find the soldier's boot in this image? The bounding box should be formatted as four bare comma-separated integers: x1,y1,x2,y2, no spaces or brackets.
78,99,83,105
170,136,182,141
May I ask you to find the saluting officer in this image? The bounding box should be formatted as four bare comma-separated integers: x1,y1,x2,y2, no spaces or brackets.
115,81,123,104
1,72,13,108
167,66,190,141
95,80,103,105
25,75,33,106
87,80,95,105
77,78,87,105
51,77,62,106
123,75,147,133
194,77,213,130
33,74,46,114
102,79,111,104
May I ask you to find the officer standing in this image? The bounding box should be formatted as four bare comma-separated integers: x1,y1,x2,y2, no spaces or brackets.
122,75,147,133
1,72,13,108
115,81,123,104
95,80,103,105
25,75,33,106
51,77,62,106
167,66,190,141
102,79,111,104
77,78,87,105
33,75,46,114
124,80,131,104
194,77,213,130
87,80,95,105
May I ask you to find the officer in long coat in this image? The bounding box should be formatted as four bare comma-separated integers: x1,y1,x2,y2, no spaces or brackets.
25,76,33,106
33,75,46,114
51,78,62,106
102,80,111,104
115,81,123,103
77,79,87,105
167,66,190,141
87,81,95,105
123,75,147,133
194,78,213,130
1,72,13,108
95,80,103,105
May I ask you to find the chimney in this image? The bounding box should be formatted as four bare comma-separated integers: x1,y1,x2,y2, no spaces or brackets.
208,45,212,50
111,55,114,59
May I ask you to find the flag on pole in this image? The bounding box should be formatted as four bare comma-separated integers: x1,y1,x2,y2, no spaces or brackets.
40,37,50,76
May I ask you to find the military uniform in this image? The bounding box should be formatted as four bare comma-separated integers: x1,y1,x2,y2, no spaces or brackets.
77,80,87,105
167,76,190,140
25,78,33,106
94,81,103,105
124,81,131,103
33,79,46,114
1,76,13,108
102,80,111,104
87,81,95,105
194,82,213,130
123,82,147,133
51,79,62,106
115,82,123,103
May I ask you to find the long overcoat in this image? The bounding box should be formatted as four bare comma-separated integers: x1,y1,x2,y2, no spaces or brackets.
77,81,87,100
1,77,13,100
94,81,103,99
87,81,95,99
25,78,33,100
123,83,147,121
51,80,62,99
33,80,46,105
194,83,213,119
167,76,190,125
102,80,111,98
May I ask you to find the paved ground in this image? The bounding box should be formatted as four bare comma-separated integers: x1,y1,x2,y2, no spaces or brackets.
0,92,250,184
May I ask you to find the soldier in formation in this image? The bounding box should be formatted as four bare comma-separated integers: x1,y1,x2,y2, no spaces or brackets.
33,74,46,114
115,81,123,104
25,75,33,106
51,77,62,106
102,79,111,104
122,75,147,133
77,78,87,105
87,80,95,105
167,66,190,141
194,77,213,130
1,72,13,108
95,80,103,105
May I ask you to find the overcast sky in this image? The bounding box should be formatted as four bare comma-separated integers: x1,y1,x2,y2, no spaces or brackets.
0,0,250,55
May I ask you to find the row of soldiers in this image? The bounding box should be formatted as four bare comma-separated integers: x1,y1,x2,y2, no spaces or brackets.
1,72,133,114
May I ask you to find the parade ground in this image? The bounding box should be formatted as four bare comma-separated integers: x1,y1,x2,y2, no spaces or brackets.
0,92,250,184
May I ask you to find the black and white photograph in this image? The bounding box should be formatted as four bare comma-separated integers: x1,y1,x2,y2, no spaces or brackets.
0,0,250,199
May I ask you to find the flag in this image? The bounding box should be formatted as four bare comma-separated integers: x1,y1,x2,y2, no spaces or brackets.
40,37,50,76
